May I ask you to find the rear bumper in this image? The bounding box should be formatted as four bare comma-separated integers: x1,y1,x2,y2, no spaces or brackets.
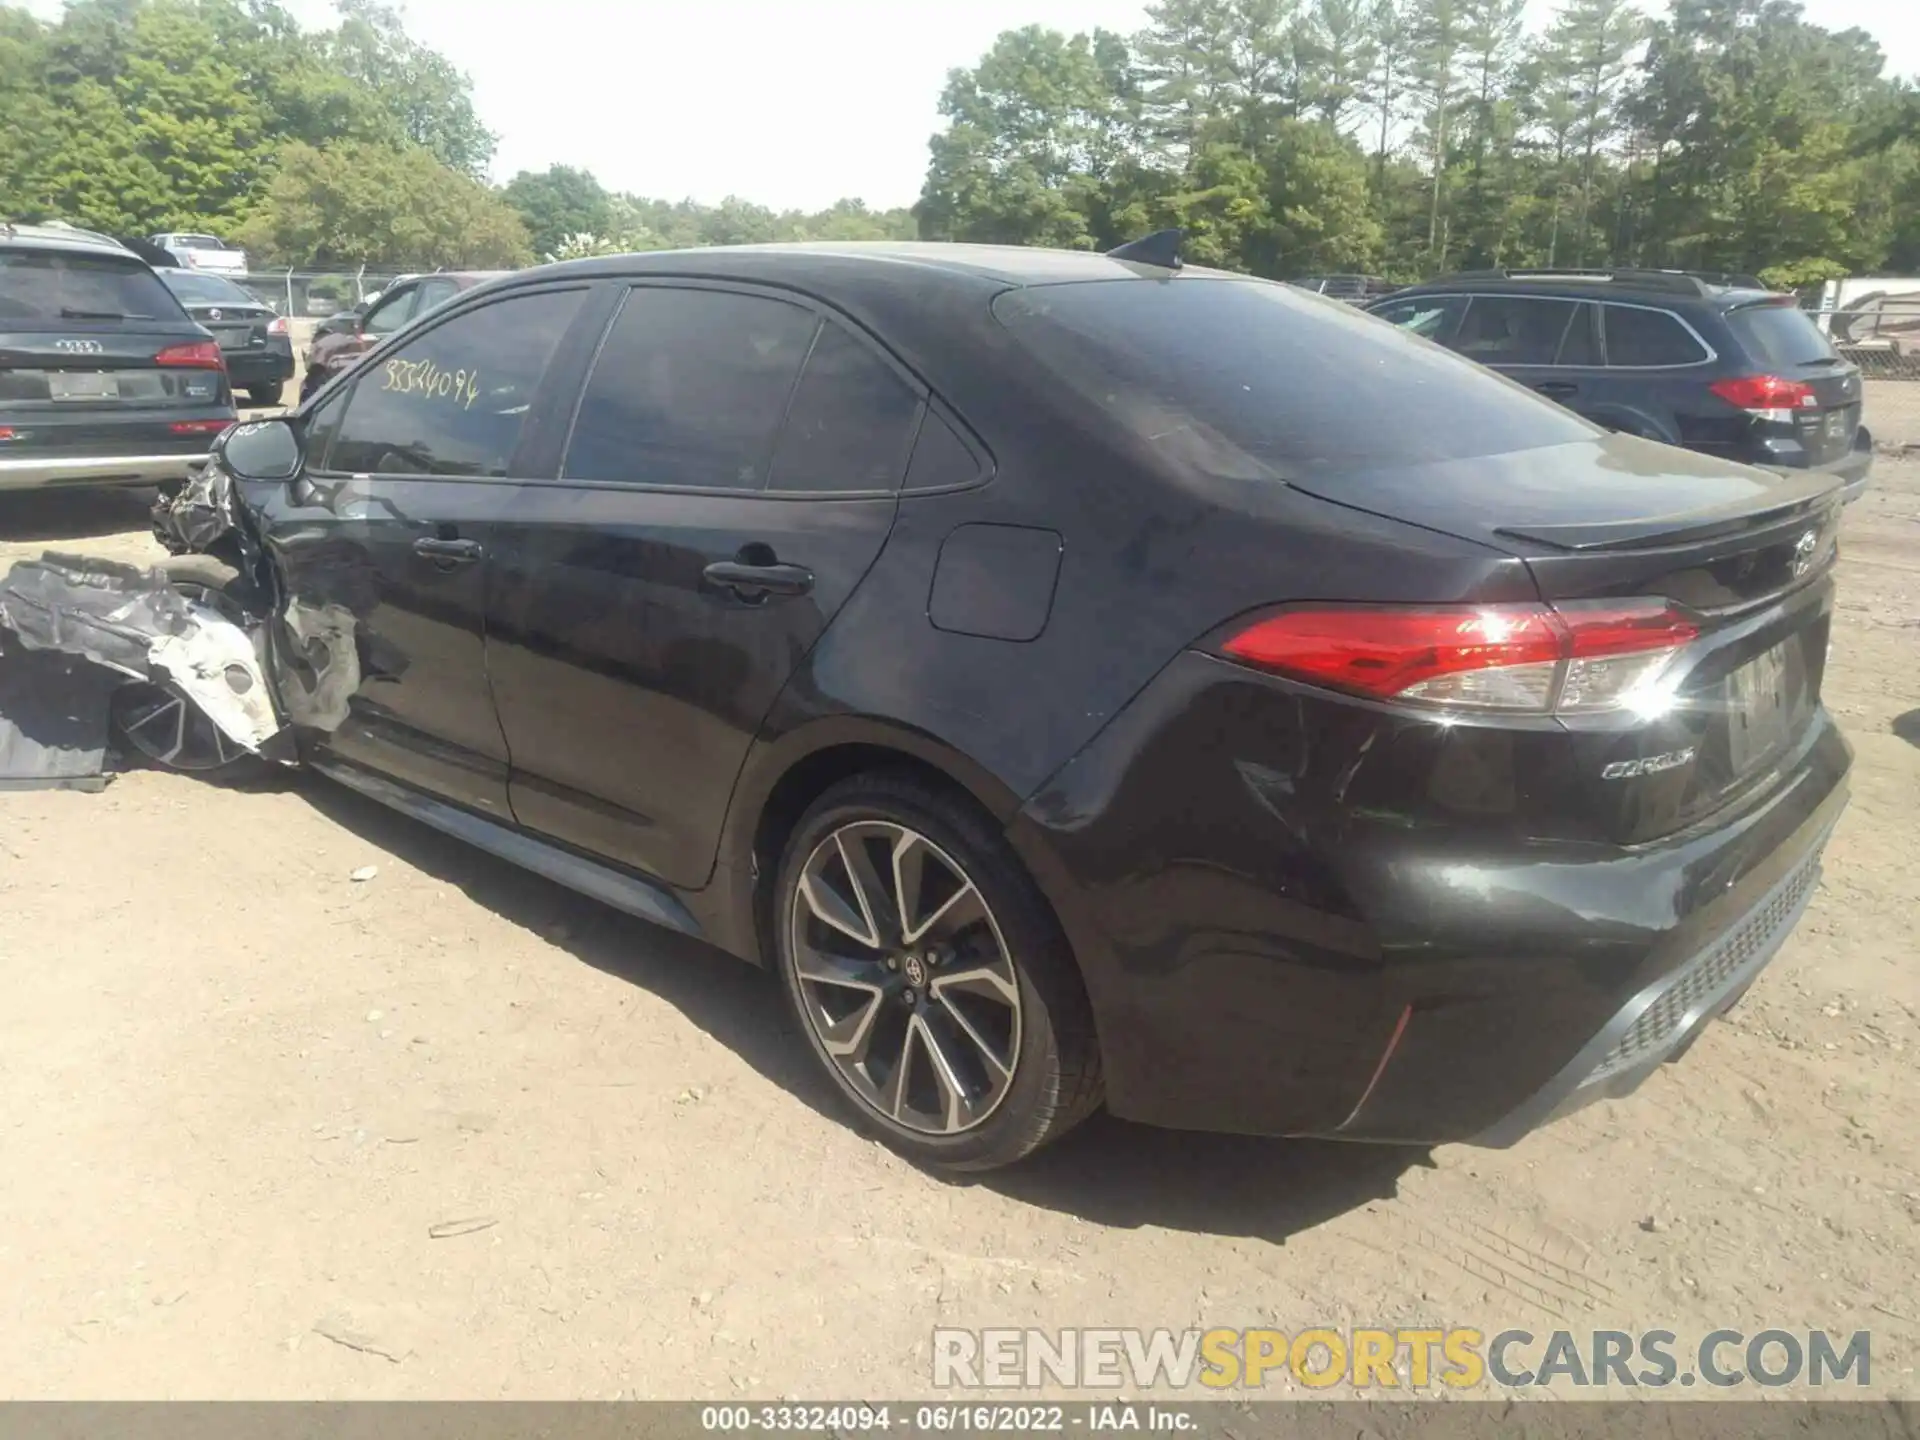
1818,430,1873,505
223,348,295,385
1009,650,1852,1146
1470,826,1831,1145
0,451,210,491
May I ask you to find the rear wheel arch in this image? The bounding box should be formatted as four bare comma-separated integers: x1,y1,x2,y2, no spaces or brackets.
735,734,1014,954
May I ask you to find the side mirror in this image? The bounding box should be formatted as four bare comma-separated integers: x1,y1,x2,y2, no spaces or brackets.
217,418,303,482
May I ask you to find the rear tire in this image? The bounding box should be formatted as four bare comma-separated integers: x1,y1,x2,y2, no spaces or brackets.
773,771,1103,1172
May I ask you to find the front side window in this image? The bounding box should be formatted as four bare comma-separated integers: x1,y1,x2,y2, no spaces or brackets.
328,288,584,478
562,286,818,489
1602,305,1711,367
1371,294,1467,342
362,285,421,338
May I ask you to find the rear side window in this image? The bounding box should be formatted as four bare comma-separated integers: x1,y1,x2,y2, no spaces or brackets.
563,287,817,489
1729,301,1839,368
766,322,923,493
1602,305,1710,367
996,279,1588,479
328,288,584,478
1452,296,1584,366
904,411,983,491
0,250,185,326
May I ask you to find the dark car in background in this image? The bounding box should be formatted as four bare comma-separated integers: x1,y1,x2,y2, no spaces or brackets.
158,269,294,408
1366,268,1873,501
184,241,1849,1171
1,222,234,492
298,270,500,402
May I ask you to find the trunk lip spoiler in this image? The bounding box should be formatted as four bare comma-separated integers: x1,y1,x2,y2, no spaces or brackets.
1494,468,1845,553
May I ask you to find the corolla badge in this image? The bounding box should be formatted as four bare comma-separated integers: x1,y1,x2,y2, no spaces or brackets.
208,308,223,320
1791,529,1820,579
1602,748,1696,780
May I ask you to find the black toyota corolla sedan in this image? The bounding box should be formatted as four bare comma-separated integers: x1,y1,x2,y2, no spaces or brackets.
166,239,1851,1172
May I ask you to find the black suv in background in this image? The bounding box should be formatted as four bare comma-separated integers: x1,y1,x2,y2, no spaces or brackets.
1366,268,1873,501
1,222,235,492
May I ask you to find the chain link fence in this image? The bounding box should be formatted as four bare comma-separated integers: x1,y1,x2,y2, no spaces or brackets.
1805,296,1920,382
222,268,448,321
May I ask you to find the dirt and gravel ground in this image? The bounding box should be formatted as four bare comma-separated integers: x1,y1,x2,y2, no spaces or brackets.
1,385,1916,1401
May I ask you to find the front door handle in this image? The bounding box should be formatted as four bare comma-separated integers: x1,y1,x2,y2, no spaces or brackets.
1534,381,1579,397
413,536,484,564
702,559,814,600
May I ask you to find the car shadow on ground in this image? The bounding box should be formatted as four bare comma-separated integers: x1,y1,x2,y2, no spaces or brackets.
1892,708,1920,749
296,775,1428,1243
0,487,157,544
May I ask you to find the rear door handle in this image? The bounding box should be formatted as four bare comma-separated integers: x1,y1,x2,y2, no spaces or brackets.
1534,382,1579,397
702,560,814,599
413,536,484,564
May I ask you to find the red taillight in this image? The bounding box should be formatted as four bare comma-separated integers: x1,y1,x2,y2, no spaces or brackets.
267,316,289,336
168,419,232,436
155,341,225,369
1220,602,1700,716
1710,374,1818,416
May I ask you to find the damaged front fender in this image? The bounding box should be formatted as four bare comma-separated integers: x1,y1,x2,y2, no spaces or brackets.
152,454,260,572
0,553,291,782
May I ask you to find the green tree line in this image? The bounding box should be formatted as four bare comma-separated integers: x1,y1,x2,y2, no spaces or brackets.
5,0,1915,284
915,0,1920,286
0,0,912,270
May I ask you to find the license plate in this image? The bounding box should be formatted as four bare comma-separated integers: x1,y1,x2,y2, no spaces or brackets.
1726,645,1790,773
214,330,250,350
48,372,117,402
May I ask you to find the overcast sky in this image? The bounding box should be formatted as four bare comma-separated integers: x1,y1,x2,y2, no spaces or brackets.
26,0,1920,211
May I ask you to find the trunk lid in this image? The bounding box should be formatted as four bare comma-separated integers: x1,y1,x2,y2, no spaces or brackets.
1287,435,1844,842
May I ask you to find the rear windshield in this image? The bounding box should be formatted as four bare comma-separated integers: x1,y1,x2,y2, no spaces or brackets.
0,250,184,326
993,277,1590,479
1729,300,1840,368
162,271,256,305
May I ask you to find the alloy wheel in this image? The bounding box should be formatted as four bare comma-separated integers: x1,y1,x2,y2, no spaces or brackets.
787,820,1023,1136
111,682,251,771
